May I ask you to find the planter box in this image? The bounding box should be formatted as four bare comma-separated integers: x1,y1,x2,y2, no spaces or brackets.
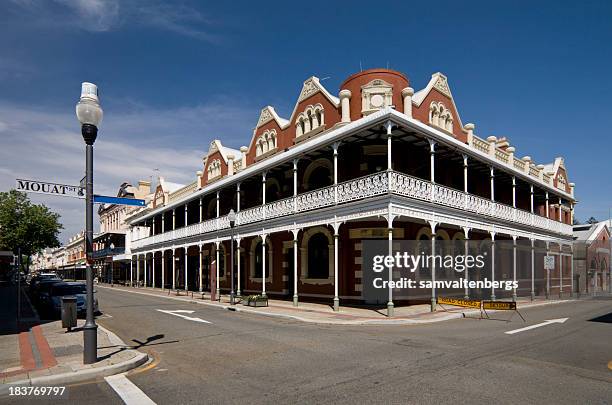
247,298,268,307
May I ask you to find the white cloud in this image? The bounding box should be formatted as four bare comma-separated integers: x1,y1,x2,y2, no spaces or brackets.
7,0,218,41
0,99,255,243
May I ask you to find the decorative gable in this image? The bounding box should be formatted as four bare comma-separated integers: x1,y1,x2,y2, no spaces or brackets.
256,106,289,129
361,79,393,116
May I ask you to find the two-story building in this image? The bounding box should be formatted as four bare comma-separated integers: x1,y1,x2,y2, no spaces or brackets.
94,180,153,284
126,68,576,313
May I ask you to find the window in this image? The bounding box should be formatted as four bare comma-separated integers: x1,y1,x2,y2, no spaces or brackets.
255,129,277,157
253,241,268,279
218,244,225,278
207,159,222,180
308,233,329,279
429,101,453,132
296,104,324,137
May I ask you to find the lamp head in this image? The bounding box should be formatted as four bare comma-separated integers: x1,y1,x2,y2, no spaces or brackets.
76,82,103,144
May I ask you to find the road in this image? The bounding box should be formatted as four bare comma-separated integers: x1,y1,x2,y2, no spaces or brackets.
5,287,612,404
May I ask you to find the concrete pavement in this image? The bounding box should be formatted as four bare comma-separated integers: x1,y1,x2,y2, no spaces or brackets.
0,284,148,397
16,286,608,404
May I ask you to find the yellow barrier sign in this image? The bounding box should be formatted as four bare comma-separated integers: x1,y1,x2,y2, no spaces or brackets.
437,297,481,309
482,301,517,310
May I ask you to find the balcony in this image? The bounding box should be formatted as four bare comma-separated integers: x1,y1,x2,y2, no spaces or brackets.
93,247,126,259
131,171,573,250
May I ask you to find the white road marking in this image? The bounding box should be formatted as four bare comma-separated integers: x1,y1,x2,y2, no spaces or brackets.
505,318,568,335
105,373,156,405
156,309,212,324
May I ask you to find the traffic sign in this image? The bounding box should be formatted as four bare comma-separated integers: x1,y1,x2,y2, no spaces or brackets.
93,195,146,207
544,255,555,270
16,178,84,199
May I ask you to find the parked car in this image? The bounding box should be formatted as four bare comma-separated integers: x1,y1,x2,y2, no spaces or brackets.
34,279,64,309
46,282,99,317
29,273,61,294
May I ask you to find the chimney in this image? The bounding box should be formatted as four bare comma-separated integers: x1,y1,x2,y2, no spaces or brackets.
339,89,352,123
240,146,248,169
401,87,414,117
227,154,235,176
138,180,151,195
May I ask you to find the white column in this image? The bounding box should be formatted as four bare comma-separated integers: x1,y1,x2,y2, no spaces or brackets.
261,236,266,297
490,233,496,301
130,259,133,287
262,172,267,220
401,87,414,117
339,89,351,123
545,241,550,299
199,198,203,222
333,230,339,311
293,159,298,213
161,251,165,290
430,222,437,312
199,244,203,292
512,176,516,208
530,185,534,214
152,252,156,289
236,183,241,212
236,238,242,296
162,214,165,233
463,155,468,193
172,249,176,290
512,236,517,302
558,198,562,222
184,247,188,292
144,253,147,287
216,191,220,218
387,226,394,317
570,246,574,297
333,142,339,204
463,228,470,299
215,241,220,298
429,140,436,183
545,192,549,218
292,231,298,306
530,239,535,300
559,244,563,297
172,209,176,230
490,167,495,202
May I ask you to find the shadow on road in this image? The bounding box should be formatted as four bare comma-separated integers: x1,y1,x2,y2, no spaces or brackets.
588,312,612,324
97,333,179,361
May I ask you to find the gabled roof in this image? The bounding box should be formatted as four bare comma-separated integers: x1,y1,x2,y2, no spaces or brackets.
286,76,340,123
159,177,184,194
413,72,464,128
573,221,610,242
204,139,241,164
255,106,289,129
543,157,565,175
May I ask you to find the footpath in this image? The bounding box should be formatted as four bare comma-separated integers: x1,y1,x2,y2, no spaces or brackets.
0,284,147,394
99,284,574,325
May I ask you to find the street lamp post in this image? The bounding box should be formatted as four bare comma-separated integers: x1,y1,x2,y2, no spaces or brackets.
229,209,236,305
76,82,103,365
109,243,115,286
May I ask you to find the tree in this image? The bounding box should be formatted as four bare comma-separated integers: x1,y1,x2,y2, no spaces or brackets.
0,190,63,269
586,216,598,224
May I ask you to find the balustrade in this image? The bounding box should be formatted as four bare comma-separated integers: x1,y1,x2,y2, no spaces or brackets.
131,171,571,249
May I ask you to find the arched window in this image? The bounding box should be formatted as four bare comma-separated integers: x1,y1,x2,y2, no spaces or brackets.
429,102,453,132
308,233,329,279
255,130,277,157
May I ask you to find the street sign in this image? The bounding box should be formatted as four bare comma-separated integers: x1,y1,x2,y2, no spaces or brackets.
16,178,84,199
482,300,517,310
93,195,146,207
437,296,481,309
544,255,555,270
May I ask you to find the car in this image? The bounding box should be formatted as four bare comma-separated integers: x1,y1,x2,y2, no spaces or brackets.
29,273,61,293
34,279,64,310
46,282,99,317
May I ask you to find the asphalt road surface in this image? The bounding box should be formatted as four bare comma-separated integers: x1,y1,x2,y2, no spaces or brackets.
4,288,612,404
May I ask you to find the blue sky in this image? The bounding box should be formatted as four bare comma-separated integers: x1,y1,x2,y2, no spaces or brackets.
0,0,611,242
